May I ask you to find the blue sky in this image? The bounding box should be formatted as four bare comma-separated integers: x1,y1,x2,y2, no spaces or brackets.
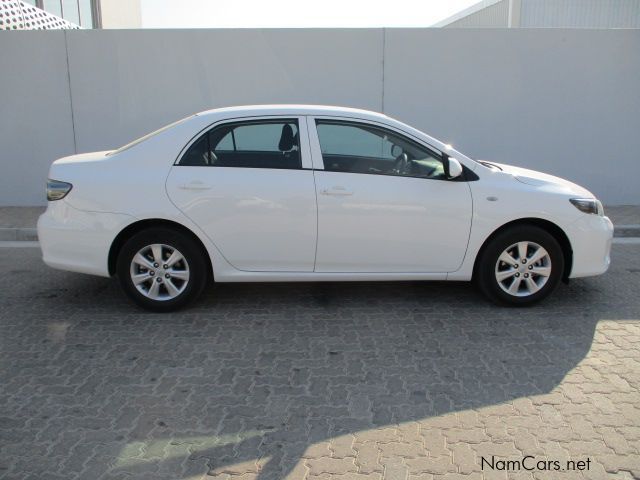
140,0,480,28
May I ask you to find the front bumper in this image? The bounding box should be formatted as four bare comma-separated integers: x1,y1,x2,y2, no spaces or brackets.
566,214,614,278
37,201,135,277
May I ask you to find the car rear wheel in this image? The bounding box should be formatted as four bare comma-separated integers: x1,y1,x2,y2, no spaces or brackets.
476,225,564,306
116,228,208,311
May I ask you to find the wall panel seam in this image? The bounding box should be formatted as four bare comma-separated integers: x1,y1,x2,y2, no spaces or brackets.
63,30,78,154
381,27,386,113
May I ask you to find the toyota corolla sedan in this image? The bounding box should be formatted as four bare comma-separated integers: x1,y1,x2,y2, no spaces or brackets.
38,105,613,311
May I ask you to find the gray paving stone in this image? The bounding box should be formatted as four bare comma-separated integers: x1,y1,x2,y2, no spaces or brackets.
0,245,638,479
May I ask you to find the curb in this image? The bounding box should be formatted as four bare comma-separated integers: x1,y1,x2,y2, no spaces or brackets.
0,227,38,241
615,225,640,238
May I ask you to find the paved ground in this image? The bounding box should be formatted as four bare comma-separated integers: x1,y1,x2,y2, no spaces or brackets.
1,245,639,480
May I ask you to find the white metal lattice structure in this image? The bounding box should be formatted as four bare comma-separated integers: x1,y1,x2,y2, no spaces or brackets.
0,0,79,30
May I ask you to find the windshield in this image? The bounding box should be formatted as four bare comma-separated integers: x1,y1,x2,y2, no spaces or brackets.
107,115,194,155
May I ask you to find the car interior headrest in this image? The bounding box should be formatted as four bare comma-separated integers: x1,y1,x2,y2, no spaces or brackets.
278,124,295,151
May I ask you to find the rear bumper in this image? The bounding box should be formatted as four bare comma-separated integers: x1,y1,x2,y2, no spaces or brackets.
567,214,614,278
37,201,135,277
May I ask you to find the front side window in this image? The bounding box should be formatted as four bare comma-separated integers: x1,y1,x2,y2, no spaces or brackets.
316,120,445,179
180,119,300,169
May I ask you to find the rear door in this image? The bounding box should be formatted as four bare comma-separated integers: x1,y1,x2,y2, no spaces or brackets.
309,117,473,273
166,116,317,272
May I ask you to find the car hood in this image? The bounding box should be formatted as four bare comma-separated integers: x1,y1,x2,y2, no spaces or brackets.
487,161,595,198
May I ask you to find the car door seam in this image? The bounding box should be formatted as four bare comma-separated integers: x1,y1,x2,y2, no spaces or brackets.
304,116,321,272
448,180,475,276
163,164,239,270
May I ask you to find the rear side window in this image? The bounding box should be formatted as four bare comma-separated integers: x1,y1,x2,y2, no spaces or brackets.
179,119,301,169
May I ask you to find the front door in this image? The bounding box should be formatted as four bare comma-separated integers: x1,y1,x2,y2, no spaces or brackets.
166,117,317,272
310,118,472,273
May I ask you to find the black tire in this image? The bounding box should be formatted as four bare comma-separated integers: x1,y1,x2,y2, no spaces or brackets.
116,227,208,312
475,225,564,306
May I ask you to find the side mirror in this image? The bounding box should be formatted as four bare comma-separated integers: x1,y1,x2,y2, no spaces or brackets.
445,156,463,179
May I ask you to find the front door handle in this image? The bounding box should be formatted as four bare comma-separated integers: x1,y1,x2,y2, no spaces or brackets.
180,181,211,191
320,186,353,196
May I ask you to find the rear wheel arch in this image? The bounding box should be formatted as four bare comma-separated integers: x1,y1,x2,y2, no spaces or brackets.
108,219,213,279
473,218,573,281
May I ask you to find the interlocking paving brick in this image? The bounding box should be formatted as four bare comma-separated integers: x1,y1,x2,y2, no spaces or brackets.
0,245,639,479
382,460,408,480
306,457,357,476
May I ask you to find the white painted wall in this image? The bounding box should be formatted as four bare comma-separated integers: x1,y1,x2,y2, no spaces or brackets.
99,0,142,28
0,28,638,205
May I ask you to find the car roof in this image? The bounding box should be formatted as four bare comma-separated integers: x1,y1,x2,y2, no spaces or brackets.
196,104,391,122
190,104,467,165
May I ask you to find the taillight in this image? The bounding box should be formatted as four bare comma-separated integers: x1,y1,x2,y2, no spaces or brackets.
46,179,73,201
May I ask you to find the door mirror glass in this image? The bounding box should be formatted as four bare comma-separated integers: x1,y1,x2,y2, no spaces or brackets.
446,157,463,179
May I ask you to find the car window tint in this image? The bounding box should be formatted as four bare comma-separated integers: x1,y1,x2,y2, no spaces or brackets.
179,134,209,166
316,120,445,179
318,123,395,159
233,123,294,152
216,131,234,150
179,119,301,169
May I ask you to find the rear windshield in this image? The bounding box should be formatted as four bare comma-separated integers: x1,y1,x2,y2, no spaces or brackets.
108,115,194,155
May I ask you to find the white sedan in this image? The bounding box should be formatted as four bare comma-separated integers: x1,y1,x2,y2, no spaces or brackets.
38,105,613,311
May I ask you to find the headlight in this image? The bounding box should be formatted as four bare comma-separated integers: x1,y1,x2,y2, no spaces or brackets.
570,198,604,216
46,179,73,201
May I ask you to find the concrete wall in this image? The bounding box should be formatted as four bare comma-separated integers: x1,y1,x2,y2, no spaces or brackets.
0,28,638,205
0,31,76,205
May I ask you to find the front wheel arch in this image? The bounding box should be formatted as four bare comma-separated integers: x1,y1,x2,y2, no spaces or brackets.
472,218,573,282
108,219,213,280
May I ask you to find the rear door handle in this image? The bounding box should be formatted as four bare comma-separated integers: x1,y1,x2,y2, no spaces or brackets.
320,186,353,196
180,181,211,191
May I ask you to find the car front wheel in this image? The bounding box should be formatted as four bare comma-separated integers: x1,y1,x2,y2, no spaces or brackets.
116,227,208,311
476,225,564,306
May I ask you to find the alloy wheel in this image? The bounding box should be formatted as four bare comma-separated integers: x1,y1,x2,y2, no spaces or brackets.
129,243,190,301
494,241,552,297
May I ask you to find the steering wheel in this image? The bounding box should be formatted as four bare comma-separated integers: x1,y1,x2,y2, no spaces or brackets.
392,153,409,175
